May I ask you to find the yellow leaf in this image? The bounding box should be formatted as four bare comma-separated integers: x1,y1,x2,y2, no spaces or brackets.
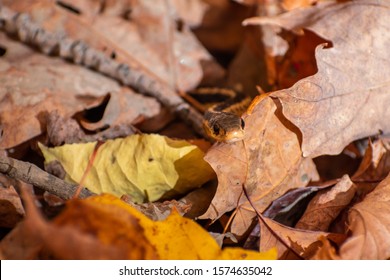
88,194,277,260
39,134,215,202
217,247,277,260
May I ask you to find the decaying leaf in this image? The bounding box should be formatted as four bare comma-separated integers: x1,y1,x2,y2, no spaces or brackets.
259,215,345,259
295,175,356,232
244,0,390,157
39,134,215,202
200,96,319,236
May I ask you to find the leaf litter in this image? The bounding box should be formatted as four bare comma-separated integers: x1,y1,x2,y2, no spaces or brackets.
1,0,390,260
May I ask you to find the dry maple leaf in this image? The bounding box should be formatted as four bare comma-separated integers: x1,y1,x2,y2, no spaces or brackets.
244,0,390,157
200,96,319,236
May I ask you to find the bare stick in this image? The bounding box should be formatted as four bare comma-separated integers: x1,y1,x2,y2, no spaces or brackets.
0,5,206,138
0,155,93,199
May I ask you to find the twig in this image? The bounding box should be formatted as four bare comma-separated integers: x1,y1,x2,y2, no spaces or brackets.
0,155,94,199
0,5,206,138
242,184,303,259
73,141,102,198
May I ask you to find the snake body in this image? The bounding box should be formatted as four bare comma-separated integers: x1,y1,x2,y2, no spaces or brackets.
189,88,251,142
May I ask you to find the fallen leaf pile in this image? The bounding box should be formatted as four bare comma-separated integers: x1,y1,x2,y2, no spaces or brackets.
1,0,390,260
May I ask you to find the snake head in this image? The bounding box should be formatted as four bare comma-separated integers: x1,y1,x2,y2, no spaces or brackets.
204,111,245,143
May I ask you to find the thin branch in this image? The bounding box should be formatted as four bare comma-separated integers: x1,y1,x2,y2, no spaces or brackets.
0,155,93,199
242,184,303,259
0,5,206,139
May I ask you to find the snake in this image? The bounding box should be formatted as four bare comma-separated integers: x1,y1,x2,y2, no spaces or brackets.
188,88,251,143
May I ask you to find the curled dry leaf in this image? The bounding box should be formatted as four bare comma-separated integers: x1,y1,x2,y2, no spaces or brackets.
200,96,319,236
352,139,390,183
295,175,356,232
350,139,390,201
244,0,390,157
46,111,139,146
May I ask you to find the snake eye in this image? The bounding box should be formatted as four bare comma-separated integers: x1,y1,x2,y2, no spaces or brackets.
240,118,245,129
212,124,220,135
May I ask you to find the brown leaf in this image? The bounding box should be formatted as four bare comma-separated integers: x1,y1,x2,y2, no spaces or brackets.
276,31,325,89
339,172,390,259
200,96,319,235
311,236,341,260
295,175,356,231
315,171,390,259
282,0,320,11
259,215,345,259
352,139,390,183
0,34,159,149
0,183,25,228
5,0,214,91
244,0,390,157
121,196,192,221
